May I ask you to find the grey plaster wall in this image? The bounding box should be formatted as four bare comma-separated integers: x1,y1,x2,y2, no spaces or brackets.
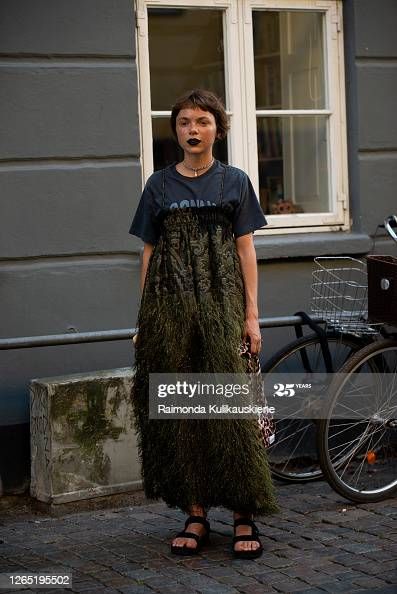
0,1,135,55
353,0,397,235
1,163,141,258
0,1,141,427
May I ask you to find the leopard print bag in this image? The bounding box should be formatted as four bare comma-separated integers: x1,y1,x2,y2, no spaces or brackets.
239,341,276,449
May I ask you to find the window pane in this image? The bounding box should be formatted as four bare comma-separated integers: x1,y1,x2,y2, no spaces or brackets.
253,11,325,110
152,118,228,171
257,116,330,215
148,9,225,111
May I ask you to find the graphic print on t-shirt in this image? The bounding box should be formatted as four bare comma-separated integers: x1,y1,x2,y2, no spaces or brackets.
169,198,217,209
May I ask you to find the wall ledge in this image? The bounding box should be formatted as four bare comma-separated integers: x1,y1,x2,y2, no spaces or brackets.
130,232,372,261
254,232,372,261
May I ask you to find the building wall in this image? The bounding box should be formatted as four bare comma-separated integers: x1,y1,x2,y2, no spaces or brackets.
0,0,142,492
0,0,141,429
0,0,396,493
353,0,397,234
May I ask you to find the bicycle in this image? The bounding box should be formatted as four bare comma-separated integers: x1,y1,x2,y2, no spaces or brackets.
262,216,397,497
262,320,371,483
317,216,397,502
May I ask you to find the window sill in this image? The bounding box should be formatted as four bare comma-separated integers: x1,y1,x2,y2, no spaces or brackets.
254,231,371,261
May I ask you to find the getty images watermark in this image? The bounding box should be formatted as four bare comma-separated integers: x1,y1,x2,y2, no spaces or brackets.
152,374,274,418
148,372,395,420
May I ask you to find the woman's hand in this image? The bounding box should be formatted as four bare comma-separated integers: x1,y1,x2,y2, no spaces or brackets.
235,233,262,355
243,316,262,355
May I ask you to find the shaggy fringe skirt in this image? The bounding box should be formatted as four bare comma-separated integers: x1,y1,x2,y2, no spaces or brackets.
131,207,279,515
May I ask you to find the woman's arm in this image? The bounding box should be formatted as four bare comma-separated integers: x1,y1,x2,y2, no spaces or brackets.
140,242,154,293
235,233,262,355
133,242,154,345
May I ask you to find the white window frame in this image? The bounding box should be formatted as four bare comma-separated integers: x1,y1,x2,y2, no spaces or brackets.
135,0,349,235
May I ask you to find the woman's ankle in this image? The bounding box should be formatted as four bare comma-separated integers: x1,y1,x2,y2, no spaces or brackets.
233,511,254,521
189,504,206,517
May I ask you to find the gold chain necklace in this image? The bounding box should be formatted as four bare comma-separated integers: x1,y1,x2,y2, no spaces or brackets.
182,157,214,177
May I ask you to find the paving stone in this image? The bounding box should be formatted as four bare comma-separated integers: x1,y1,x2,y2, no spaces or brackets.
338,542,381,554
330,552,364,566
352,576,394,588
108,562,143,575
314,581,365,593
253,570,294,585
363,549,397,562
160,586,198,594
117,586,155,594
332,571,374,582
201,566,239,578
260,553,295,569
71,590,108,594
217,574,258,587
359,588,397,594
273,547,310,560
179,573,235,590
69,581,105,592
379,571,397,584
88,569,121,581
292,589,328,594
278,566,331,583
227,563,265,576
355,559,397,575
235,585,277,594
271,578,313,592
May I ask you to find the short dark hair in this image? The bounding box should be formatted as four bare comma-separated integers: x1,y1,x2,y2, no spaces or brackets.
170,89,229,140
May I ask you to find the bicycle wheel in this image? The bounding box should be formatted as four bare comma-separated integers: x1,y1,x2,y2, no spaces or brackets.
318,338,397,502
262,332,367,482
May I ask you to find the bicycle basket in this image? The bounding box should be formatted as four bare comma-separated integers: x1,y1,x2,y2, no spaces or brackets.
311,257,377,335
367,255,397,325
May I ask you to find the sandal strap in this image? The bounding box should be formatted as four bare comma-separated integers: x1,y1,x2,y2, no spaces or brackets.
185,515,210,532
233,534,262,544
176,530,200,543
233,518,257,531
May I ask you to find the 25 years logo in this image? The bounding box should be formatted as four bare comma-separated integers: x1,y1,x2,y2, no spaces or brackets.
273,383,295,397
273,383,312,397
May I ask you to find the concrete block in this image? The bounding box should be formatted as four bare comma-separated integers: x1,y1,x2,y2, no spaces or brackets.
30,367,141,503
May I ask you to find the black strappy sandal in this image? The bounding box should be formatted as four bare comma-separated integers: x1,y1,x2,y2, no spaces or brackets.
170,515,211,556
232,517,263,560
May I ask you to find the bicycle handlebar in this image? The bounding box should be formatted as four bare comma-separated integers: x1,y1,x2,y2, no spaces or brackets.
384,215,397,244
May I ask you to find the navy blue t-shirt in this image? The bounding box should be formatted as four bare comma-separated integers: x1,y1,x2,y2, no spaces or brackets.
129,160,267,244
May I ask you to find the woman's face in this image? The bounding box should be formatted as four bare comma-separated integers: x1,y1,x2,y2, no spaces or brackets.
175,107,218,157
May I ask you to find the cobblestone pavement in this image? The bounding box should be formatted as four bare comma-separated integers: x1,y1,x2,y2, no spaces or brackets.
0,481,396,594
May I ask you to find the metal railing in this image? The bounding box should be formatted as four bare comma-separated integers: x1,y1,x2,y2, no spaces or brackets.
0,315,324,350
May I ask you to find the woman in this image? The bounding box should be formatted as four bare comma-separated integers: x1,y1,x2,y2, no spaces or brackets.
129,89,279,559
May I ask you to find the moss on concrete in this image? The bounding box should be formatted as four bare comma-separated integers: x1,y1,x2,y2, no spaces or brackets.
51,380,125,486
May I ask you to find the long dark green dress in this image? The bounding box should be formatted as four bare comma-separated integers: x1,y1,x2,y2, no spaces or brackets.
131,164,279,515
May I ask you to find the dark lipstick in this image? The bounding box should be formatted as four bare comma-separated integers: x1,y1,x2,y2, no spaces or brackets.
187,138,201,145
